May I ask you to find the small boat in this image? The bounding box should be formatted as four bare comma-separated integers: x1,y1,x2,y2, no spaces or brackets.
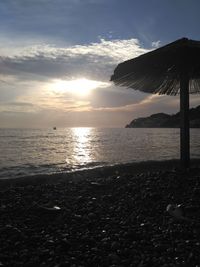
53,127,57,130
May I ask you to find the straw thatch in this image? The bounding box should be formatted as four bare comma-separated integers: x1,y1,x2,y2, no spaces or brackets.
111,38,200,95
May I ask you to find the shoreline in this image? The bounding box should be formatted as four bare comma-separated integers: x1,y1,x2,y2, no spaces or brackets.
1,158,200,189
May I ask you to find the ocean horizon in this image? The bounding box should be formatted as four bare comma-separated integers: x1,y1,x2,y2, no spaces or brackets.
0,127,200,180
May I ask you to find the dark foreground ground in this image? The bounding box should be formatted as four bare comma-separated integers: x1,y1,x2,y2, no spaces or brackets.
1,161,200,267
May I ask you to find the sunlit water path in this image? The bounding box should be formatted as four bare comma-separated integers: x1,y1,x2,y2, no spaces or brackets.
0,128,199,179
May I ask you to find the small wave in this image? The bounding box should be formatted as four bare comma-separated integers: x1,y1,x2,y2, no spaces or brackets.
0,160,109,180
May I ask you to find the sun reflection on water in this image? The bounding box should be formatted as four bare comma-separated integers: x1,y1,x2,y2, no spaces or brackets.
66,127,93,167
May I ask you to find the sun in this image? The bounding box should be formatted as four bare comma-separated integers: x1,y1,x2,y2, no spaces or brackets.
51,78,108,96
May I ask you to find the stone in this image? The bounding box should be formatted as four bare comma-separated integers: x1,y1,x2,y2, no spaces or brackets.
111,241,120,251
108,253,120,264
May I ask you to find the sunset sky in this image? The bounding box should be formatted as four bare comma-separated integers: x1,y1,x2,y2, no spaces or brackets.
1,0,200,128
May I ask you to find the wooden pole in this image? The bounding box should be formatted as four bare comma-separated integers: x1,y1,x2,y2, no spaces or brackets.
180,68,190,170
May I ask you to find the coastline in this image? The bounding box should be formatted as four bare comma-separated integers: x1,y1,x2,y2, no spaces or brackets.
0,158,200,189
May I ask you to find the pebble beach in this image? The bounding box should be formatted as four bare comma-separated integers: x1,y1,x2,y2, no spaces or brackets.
1,160,200,267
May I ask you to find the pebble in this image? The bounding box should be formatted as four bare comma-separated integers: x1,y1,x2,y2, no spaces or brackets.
1,167,200,266
60,239,71,251
108,253,120,264
111,241,120,251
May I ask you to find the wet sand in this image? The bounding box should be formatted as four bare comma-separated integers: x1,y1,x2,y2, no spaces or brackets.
0,160,200,266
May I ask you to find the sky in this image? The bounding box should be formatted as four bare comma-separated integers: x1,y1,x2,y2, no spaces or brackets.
0,0,200,128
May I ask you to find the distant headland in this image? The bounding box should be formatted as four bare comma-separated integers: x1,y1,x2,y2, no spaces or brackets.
125,105,200,128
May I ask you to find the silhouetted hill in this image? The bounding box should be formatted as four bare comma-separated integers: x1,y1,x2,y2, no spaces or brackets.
125,105,200,128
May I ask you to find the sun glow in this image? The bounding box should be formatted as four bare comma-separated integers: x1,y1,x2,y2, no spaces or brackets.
51,78,109,96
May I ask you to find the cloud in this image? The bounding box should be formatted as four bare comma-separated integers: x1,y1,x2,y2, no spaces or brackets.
152,40,161,48
3,102,34,107
0,101,40,113
0,37,151,118
1,36,199,128
0,38,148,83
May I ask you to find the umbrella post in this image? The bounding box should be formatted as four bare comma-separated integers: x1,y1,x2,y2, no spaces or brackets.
180,68,190,170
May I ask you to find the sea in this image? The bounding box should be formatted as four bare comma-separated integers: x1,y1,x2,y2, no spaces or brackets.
0,128,199,179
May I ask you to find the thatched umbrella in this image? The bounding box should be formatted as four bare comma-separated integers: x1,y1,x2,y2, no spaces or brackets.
111,38,200,169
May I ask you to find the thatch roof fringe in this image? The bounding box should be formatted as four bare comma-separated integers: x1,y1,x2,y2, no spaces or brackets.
111,38,200,96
